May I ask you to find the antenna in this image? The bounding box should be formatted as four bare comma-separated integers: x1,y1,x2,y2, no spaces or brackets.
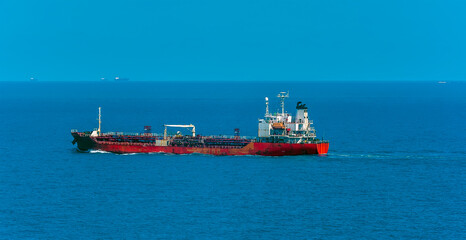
98,107,101,136
277,91,289,116
265,97,269,115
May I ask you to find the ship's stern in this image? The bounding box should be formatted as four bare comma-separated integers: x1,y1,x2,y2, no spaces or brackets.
316,141,329,154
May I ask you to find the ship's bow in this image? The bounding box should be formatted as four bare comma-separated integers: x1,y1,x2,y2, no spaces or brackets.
71,132,96,151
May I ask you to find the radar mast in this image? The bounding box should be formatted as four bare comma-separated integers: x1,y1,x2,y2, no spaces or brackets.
277,91,289,116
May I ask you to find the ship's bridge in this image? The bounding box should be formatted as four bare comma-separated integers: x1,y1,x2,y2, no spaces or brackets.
258,92,317,143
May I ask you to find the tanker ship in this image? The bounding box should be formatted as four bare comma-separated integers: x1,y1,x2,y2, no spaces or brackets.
71,92,329,156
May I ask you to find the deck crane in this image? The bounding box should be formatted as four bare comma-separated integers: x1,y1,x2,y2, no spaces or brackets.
164,124,196,139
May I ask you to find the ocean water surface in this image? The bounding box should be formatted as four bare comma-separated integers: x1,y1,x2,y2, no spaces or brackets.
0,81,464,239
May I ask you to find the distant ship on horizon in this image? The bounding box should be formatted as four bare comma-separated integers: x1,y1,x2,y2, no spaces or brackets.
114,77,130,81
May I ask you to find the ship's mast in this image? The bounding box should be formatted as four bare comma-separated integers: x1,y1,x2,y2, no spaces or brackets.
265,97,269,116
277,91,289,116
98,107,101,136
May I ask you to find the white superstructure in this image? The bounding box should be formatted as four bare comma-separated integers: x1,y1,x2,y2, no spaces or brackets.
258,92,316,143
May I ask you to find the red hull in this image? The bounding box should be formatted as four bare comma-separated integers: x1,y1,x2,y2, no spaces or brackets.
95,142,329,156
72,133,329,156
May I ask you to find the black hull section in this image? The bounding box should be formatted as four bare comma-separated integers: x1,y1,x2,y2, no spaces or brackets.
71,132,96,151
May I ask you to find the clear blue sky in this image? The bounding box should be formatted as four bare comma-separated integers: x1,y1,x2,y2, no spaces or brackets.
1,0,465,81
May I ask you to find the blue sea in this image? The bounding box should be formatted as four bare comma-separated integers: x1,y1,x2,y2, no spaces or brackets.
0,81,464,239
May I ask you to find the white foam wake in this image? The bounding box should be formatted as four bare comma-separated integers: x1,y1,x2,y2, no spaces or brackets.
89,149,111,154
